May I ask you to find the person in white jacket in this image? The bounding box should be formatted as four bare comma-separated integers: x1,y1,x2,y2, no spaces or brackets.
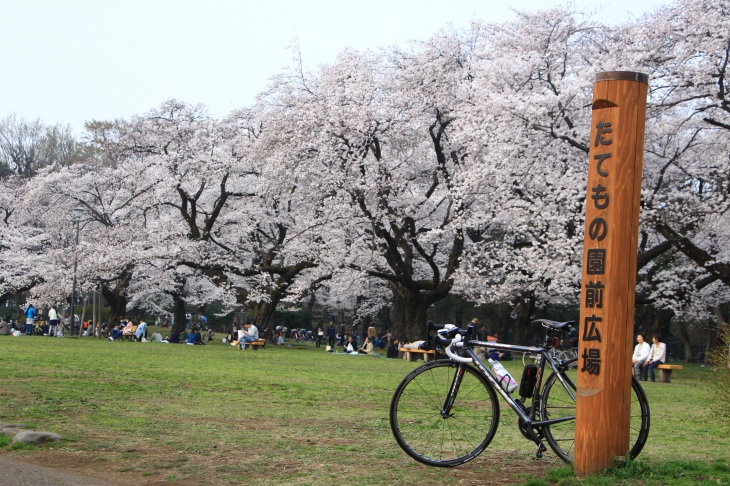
631,333,651,380
48,306,60,337
642,334,667,382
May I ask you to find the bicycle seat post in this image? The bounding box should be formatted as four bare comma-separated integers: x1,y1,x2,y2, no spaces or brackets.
464,324,475,348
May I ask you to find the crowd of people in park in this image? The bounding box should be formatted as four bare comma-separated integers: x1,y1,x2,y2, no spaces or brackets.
1,303,220,344
2,305,511,363
2,305,675,375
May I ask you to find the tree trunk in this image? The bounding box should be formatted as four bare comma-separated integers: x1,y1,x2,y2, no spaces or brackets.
704,306,728,365
389,286,430,342
251,300,277,338
377,304,392,333
654,308,675,341
390,290,405,337
635,303,656,337
676,319,693,363
100,265,134,327
512,291,536,345
101,284,128,328
170,294,187,343
454,303,464,329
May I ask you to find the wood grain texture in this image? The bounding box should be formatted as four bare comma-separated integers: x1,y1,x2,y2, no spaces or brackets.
574,74,647,477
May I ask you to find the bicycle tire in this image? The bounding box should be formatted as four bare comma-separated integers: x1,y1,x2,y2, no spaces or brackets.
389,360,500,467
540,358,650,463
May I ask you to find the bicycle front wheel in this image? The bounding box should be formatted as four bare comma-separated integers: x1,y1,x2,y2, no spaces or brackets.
540,359,650,463
389,360,500,467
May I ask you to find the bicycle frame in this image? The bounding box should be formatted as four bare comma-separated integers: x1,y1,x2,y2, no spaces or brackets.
446,338,577,451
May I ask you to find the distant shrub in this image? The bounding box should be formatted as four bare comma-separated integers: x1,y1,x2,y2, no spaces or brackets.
708,324,730,426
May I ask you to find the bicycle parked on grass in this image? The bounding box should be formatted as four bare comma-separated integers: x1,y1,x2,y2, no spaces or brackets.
389,319,650,467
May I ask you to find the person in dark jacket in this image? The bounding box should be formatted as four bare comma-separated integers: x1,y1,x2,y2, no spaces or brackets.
387,338,400,359
327,321,336,348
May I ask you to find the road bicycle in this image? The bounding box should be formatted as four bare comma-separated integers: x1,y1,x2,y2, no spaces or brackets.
389,319,650,467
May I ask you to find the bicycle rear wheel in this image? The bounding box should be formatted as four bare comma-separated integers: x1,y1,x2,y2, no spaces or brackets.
540,358,650,463
389,360,500,467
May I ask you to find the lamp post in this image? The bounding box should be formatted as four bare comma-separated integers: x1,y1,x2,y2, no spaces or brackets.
70,208,83,337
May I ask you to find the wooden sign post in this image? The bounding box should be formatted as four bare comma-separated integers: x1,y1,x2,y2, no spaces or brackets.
575,71,648,477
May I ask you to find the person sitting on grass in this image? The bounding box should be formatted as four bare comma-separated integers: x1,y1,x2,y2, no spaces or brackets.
357,337,374,355
194,328,205,345
108,322,125,341
134,319,147,342
186,328,199,345
343,335,358,354
387,338,400,358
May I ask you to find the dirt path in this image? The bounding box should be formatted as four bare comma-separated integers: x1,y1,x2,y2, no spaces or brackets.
0,454,120,486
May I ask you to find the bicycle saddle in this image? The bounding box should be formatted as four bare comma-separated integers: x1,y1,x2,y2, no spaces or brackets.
532,319,575,332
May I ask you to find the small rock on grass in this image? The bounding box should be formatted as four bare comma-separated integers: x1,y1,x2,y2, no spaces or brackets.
0,424,27,437
12,431,62,445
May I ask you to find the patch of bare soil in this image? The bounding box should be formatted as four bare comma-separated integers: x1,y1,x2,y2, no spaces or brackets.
4,450,204,485
3,448,557,485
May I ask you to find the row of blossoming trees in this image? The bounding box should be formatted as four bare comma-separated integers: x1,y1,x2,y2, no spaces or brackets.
1,0,729,348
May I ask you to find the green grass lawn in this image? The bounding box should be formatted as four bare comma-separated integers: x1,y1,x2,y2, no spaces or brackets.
0,331,728,485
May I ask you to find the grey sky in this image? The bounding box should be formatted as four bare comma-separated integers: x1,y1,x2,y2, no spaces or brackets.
1,0,673,134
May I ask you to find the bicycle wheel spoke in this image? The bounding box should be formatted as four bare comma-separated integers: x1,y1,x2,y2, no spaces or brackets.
390,361,500,467
541,365,650,463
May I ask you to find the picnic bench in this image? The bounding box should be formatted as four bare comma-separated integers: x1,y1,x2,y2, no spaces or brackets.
399,347,435,362
241,339,266,350
121,326,137,341
657,363,683,383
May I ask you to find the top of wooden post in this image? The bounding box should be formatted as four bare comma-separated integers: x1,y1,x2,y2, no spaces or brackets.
594,71,648,84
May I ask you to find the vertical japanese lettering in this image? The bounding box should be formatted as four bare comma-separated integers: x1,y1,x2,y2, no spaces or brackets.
583,316,603,342
586,249,606,275
585,281,604,308
581,348,601,375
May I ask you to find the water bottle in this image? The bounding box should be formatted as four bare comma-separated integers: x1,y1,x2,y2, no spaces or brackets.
488,358,518,393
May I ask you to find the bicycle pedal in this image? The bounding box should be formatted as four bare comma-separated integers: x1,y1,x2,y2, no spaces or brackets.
535,444,547,459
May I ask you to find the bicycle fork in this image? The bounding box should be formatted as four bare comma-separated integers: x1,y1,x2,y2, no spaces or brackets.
440,364,468,418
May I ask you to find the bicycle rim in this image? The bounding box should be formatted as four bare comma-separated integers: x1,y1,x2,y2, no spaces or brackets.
540,358,650,462
389,360,500,467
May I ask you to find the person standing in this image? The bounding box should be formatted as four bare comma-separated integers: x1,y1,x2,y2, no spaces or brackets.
327,321,336,348
631,333,651,380
315,324,324,348
23,304,36,335
642,334,666,382
476,322,487,342
48,305,60,337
